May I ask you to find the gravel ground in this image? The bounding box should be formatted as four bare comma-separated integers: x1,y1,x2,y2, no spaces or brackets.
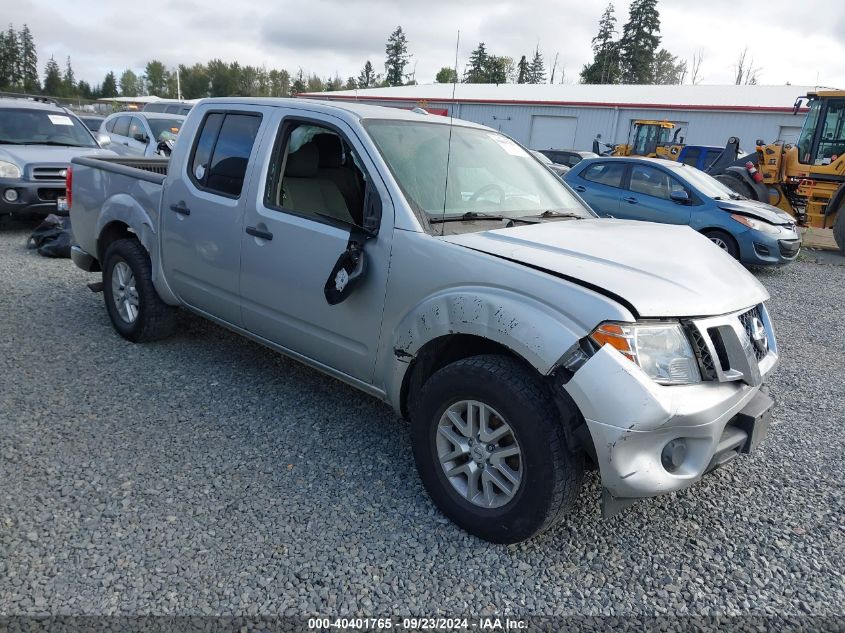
0,220,843,619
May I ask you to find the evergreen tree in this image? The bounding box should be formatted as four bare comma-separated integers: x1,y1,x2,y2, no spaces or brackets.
76,79,93,99
291,68,306,94
180,63,209,99
61,56,75,96
464,42,489,83
268,68,290,97
384,26,410,86
435,66,457,83
516,55,530,84
119,69,140,97
144,60,168,96
20,25,39,92
3,25,22,89
42,56,61,95
100,71,118,98
580,4,621,84
619,0,661,84
357,60,375,88
207,59,234,96
529,46,546,84
345,76,357,90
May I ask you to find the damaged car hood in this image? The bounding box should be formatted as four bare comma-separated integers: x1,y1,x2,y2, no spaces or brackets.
715,198,795,225
441,219,769,318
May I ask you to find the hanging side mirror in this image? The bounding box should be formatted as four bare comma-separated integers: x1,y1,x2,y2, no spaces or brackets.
361,183,382,236
324,237,367,305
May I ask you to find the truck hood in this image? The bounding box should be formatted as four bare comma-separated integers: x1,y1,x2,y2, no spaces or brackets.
0,145,113,173
715,198,794,225
442,219,769,318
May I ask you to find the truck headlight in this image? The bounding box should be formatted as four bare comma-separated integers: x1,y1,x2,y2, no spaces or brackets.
590,322,701,385
0,160,22,179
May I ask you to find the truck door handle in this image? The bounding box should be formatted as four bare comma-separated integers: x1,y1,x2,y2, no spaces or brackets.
245,226,273,241
169,202,190,216
623,196,638,204
573,185,586,192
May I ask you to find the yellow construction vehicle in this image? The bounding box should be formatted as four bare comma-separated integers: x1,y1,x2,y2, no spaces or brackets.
711,90,845,252
610,120,686,159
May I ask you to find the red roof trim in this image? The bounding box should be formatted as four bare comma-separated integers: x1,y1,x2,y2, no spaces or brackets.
299,93,807,113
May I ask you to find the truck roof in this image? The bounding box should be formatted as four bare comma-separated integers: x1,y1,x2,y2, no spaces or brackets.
192,97,491,129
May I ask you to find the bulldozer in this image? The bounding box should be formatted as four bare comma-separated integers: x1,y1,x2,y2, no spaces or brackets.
709,90,845,252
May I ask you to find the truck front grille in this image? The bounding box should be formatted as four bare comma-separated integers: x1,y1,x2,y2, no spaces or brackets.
738,306,767,361
687,325,717,381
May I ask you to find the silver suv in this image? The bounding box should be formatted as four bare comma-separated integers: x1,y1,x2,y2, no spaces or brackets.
0,97,110,217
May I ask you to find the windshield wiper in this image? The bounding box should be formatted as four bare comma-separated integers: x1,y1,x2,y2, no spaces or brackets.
429,211,505,224
34,141,89,147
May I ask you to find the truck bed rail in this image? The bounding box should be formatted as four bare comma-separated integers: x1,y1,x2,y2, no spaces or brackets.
70,156,169,184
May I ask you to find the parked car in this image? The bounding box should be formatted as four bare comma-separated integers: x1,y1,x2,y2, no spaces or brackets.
565,157,800,265
0,97,112,217
530,150,570,177
142,100,193,116
70,98,777,543
77,114,105,132
100,112,185,157
537,148,599,168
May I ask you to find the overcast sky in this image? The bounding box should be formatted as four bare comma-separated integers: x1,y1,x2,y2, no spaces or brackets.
7,0,845,90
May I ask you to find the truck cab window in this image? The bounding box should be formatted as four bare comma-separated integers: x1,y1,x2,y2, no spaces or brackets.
189,112,261,198
266,123,367,226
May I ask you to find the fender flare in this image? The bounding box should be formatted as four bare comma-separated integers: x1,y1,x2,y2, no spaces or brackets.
95,194,179,305
382,287,593,410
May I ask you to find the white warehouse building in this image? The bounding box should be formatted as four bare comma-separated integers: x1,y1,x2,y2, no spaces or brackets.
300,83,814,152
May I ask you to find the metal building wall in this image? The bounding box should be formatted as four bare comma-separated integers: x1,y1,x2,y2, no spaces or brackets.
348,98,802,152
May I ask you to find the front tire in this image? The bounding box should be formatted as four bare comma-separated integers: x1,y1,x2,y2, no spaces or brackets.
102,238,176,342
833,201,845,253
411,355,584,543
704,229,740,260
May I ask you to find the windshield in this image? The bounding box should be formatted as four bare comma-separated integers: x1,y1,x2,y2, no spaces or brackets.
796,99,821,165
365,120,593,228
672,164,740,199
148,118,183,140
0,108,97,147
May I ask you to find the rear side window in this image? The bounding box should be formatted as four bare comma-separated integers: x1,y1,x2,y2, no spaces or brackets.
105,118,116,132
582,162,625,188
189,112,262,198
112,116,130,137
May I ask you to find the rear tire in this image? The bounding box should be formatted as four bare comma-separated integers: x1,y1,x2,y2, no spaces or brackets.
411,355,584,543
703,229,740,260
102,238,176,342
833,202,845,253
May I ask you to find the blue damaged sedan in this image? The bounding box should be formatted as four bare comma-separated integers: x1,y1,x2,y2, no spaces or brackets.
564,156,801,265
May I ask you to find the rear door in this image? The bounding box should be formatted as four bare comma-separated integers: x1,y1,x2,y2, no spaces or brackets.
107,115,132,155
238,109,394,382
160,107,265,326
620,164,693,225
570,161,625,217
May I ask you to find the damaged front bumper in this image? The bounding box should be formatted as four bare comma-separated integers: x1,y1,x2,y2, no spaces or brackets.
562,305,778,517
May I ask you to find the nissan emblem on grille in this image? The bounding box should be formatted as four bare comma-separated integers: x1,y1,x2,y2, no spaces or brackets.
750,317,768,356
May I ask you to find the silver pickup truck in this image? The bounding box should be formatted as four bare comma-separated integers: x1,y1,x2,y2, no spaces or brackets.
69,98,778,543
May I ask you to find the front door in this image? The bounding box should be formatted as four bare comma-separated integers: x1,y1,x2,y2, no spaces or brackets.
621,164,693,225
238,111,393,382
160,108,265,326
572,161,625,217
126,116,150,156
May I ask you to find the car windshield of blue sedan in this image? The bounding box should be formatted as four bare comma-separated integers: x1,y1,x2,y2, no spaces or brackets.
671,164,742,200
365,119,593,226
0,108,97,147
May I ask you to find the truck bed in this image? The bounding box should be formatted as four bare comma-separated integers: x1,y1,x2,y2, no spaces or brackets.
70,155,168,263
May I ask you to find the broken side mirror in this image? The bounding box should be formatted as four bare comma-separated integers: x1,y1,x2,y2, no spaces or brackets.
324,237,367,305
362,183,382,236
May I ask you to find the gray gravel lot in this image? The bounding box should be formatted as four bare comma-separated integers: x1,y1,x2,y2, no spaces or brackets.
1,221,843,618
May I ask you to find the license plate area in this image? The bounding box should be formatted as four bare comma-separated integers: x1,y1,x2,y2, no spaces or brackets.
56,197,69,212
733,390,774,453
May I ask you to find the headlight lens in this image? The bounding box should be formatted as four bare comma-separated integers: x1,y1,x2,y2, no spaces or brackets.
0,160,22,179
591,322,701,385
731,213,780,235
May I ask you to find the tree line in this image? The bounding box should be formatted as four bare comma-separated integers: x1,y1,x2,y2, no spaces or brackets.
0,5,761,103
